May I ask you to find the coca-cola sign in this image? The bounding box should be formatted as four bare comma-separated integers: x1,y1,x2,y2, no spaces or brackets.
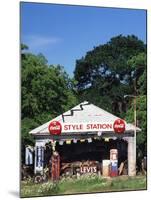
48,121,62,135
113,119,125,134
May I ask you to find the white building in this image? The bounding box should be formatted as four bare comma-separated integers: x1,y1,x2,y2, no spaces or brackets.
29,101,140,176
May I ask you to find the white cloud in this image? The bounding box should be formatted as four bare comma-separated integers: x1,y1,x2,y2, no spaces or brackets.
22,35,62,49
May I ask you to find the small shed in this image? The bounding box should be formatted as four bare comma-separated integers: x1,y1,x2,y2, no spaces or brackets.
29,101,140,176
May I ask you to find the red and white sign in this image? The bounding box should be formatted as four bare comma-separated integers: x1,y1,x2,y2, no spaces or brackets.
48,119,126,134
113,119,125,134
62,123,113,132
48,121,62,135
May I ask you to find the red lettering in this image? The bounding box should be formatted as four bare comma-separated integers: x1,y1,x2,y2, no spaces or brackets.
86,124,91,129
64,124,83,131
64,125,68,130
86,123,112,130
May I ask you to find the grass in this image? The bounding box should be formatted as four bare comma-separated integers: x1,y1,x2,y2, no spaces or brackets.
20,175,147,198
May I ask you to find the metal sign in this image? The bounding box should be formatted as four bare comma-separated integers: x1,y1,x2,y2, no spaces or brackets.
48,121,62,135
113,119,125,134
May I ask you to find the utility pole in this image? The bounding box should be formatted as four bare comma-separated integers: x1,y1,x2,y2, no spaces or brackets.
124,78,137,176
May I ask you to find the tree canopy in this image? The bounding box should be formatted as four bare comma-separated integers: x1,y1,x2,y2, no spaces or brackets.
74,35,147,156
74,35,146,115
21,45,78,146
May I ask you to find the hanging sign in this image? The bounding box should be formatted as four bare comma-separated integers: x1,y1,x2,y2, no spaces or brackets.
113,119,125,134
48,121,62,135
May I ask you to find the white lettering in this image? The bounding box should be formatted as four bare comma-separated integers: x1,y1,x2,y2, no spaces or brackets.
80,166,97,174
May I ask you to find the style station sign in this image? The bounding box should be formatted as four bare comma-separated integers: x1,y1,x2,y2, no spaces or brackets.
48,119,126,135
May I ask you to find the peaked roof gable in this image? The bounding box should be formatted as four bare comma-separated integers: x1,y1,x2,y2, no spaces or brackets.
29,101,140,135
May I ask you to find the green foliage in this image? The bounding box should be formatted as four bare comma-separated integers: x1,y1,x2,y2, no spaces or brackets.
126,52,147,156
74,35,146,117
21,55,77,119
21,118,37,145
21,43,29,50
74,35,147,156
125,95,147,156
21,47,78,148
21,175,146,197
127,52,147,95
74,35,145,90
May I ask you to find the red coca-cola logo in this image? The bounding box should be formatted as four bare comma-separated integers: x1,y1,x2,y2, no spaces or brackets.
113,119,125,134
48,121,62,135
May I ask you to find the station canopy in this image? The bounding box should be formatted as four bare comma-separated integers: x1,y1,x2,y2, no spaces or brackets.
29,101,140,136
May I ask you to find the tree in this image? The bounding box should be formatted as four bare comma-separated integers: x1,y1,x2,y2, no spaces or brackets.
125,95,147,157
126,52,147,157
74,35,146,116
74,35,147,159
21,46,78,148
127,52,147,95
21,43,28,50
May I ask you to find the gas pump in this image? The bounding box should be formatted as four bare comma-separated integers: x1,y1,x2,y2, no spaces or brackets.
51,151,60,181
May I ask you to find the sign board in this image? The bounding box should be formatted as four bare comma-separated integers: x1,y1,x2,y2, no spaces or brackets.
113,119,125,134
80,165,97,174
48,118,126,134
48,121,62,135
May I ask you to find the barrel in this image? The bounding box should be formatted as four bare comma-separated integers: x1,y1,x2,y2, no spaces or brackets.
110,160,118,177
102,160,110,177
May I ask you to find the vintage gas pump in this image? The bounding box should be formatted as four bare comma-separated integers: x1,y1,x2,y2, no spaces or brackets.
50,141,60,181
110,149,118,177
51,151,60,181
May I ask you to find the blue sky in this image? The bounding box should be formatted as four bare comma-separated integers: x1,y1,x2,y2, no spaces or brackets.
21,3,146,77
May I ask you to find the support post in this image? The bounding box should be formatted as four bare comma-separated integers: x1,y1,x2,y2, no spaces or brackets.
128,136,136,176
